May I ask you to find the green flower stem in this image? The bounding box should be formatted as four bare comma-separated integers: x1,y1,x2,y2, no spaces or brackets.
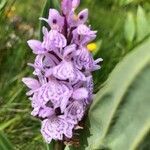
54,141,65,150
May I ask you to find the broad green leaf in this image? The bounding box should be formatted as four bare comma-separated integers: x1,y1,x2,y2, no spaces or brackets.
136,6,150,42
124,12,135,42
0,131,14,150
104,66,150,150
68,37,150,150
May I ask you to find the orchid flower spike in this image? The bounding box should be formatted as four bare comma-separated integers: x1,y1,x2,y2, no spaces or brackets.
23,0,102,144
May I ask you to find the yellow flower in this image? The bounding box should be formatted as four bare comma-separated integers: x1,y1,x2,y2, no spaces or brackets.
87,43,97,52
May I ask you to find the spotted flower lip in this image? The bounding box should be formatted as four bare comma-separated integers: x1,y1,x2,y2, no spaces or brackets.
41,29,67,51
22,0,102,144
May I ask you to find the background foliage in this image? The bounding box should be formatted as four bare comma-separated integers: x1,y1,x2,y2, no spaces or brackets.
0,0,150,149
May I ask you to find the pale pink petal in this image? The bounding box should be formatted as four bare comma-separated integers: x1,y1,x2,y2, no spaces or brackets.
27,40,46,54
41,119,53,143
61,0,72,15
22,77,40,90
72,0,80,9
72,88,88,100
48,9,64,31
78,9,88,25
53,61,75,80
63,44,76,58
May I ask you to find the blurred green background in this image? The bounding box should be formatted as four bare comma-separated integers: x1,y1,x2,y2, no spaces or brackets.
0,0,150,149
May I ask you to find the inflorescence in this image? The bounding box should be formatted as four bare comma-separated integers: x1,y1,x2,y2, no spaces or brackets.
22,0,102,143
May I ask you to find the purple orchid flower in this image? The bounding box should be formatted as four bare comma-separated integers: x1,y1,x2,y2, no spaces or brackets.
41,115,74,143
22,0,102,144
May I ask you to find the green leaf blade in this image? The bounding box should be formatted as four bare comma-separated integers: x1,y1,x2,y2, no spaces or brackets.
71,37,150,150
105,66,150,150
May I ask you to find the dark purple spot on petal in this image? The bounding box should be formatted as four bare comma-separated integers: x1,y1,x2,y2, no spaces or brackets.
79,15,84,20
53,19,57,24
55,107,61,116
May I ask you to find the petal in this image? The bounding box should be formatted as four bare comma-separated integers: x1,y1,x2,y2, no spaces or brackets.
41,119,53,143
63,122,74,138
84,75,94,104
72,25,97,45
31,55,44,76
41,117,68,142
60,97,69,113
72,0,80,9
27,40,46,54
39,107,55,118
38,76,47,85
77,24,96,35
61,0,72,15
63,44,76,58
42,28,52,51
74,47,96,71
43,53,60,69
22,77,40,90
72,88,88,100
48,9,64,31
77,24,89,35
34,55,44,68
67,11,78,27
53,60,86,82
92,58,103,71
55,33,67,48
78,9,88,24
65,100,84,123
31,107,40,116
61,0,80,15
45,68,53,77
70,69,86,85
81,34,96,45
42,79,72,109
53,61,75,80
43,56,55,68
49,30,67,49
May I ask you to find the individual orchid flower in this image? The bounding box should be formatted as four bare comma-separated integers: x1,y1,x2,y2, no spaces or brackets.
67,8,89,27
74,47,102,71
72,24,97,45
41,115,74,143
42,29,67,51
40,9,64,32
64,100,85,124
22,0,102,145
